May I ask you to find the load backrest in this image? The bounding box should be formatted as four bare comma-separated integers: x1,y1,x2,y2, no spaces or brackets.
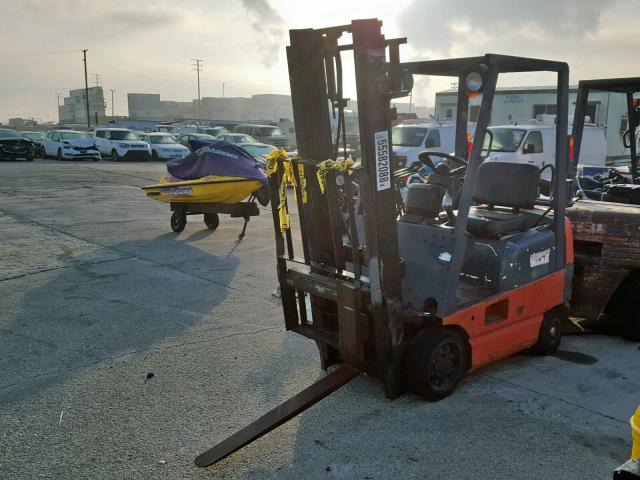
473,161,540,209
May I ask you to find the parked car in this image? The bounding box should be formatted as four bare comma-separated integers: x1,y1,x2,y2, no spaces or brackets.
238,142,276,165
483,123,606,170
42,130,101,161
139,133,190,161
219,133,257,144
94,128,151,161
0,128,35,161
178,133,217,150
234,124,288,149
392,122,476,167
154,124,181,135
21,131,45,157
199,126,229,137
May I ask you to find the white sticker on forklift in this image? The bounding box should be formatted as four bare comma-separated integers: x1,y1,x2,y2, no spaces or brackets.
374,130,391,191
530,249,550,267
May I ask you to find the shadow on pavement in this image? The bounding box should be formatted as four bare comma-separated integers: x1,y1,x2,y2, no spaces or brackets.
0,236,239,406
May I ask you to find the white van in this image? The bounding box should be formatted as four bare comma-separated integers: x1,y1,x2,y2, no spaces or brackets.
94,128,151,161
392,122,476,167
483,124,606,170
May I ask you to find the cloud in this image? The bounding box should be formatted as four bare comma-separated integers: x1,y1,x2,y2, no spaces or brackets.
398,0,615,58
241,0,285,68
20,0,185,35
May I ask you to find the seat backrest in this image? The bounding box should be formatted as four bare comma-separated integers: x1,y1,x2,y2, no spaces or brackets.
473,161,540,209
401,183,445,224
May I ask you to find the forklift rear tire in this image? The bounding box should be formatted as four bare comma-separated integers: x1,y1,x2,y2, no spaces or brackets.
530,308,564,355
404,328,467,401
204,213,219,230
171,212,186,233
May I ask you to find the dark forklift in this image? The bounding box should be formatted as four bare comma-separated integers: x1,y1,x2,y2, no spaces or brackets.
568,77,640,341
195,19,573,467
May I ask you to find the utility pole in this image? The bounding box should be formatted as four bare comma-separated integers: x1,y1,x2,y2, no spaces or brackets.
192,59,202,120
222,82,225,98
93,74,101,87
82,49,90,129
110,89,116,117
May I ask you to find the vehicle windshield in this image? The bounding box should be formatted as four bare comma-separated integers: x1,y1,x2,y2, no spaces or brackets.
194,134,216,140
484,128,526,152
22,132,44,141
110,131,138,141
0,129,23,140
232,134,256,143
259,127,282,136
205,127,229,135
151,135,177,144
60,132,90,140
242,144,276,157
392,126,428,147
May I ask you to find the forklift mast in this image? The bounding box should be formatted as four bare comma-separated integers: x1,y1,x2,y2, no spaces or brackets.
572,77,640,182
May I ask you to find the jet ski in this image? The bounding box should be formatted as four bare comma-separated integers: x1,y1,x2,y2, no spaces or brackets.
142,140,269,237
143,140,269,205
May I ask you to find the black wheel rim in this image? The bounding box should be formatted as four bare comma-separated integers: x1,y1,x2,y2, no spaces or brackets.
547,317,561,346
428,341,462,393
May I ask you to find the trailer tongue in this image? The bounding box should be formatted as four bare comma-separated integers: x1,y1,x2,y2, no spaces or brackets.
196,19,572,468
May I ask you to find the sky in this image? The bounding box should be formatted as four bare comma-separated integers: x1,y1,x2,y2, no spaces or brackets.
0,0,638,123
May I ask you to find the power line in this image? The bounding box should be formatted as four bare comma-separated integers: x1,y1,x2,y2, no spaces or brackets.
0,59,78,67
0,49,78,57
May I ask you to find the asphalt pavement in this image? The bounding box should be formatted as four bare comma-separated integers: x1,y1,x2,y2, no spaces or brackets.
0,159,638,479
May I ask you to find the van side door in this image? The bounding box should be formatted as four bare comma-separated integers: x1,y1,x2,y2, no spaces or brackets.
424,129,441,151
522,130,545,168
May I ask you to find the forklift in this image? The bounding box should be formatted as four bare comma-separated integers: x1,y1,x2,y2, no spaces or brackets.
195,19,573,467
568,77,640,340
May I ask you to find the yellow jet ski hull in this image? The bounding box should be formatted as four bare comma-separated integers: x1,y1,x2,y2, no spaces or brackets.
142,175,263,204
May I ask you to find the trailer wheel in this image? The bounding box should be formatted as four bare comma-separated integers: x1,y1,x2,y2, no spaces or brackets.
531,307,564,355
204,213,219,230
170,212,186,232
404,328,466,401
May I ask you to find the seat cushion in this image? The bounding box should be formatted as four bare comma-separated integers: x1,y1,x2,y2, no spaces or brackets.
467,207,528,237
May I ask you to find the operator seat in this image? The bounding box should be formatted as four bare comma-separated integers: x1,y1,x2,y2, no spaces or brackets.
467,162,541,237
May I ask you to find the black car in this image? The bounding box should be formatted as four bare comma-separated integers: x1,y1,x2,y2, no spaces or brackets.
178,133,216,150
0,129,35,161
21,131,45,157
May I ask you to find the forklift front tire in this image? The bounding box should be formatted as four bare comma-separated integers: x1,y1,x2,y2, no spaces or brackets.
531,307,564,355
404,328,467,401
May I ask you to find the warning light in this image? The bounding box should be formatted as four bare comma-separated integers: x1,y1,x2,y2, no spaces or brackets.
569,135,574,162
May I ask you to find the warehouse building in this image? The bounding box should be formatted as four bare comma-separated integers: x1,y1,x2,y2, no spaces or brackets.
127,93,293,123
435,86,632,163
58,87,106,126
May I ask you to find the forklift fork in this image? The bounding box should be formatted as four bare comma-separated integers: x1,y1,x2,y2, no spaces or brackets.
195,365,360,467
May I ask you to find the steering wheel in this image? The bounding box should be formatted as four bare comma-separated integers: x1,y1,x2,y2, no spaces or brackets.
418,151,468,172
417,151,469,223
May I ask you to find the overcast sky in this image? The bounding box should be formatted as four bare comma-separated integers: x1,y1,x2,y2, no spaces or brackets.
0,0,637,123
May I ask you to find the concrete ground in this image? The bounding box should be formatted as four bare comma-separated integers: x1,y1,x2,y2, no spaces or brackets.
0,159,638,480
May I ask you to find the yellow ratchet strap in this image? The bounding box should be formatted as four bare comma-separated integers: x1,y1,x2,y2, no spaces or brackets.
265,148,305,232
316,159,354,194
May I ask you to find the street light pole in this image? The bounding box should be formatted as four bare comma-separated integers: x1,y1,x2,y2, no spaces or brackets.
192,59,202,120
82,49,90,129
110,89,116,117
